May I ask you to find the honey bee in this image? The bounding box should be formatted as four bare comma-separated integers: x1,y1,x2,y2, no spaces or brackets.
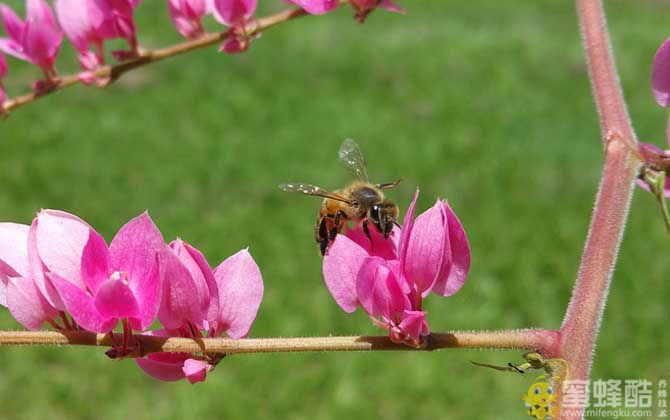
279,139,402,255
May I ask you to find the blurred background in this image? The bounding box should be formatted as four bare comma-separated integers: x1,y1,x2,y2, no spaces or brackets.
1,1,669,419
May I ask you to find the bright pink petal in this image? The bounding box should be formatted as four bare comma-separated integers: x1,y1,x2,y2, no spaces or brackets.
0,38,27,60
35,210,92,290
81,228,110,294
54,0,92,51
398,310,429,342
127,256,161,331
212,0,256,25
6,276,57,330
109,211,165,287
287,0,339,15
182,241,218,325
344,223,398,260
432,201,471,296
158,248,203,330
356,257,409,318
212,249,263,339
653,38,670,107
322,234,368,313
94,276,140,319
398,188,419,274
182,358,211,384
23,0,63,70
0,50,6,78
49,272,117,332
379,0,405,13
0,4,24,42
402,200,447,296
136,352,189,382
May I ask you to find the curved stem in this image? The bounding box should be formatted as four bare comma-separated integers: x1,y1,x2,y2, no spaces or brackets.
0,329,559,356
0,7,308,115
557,1,639,418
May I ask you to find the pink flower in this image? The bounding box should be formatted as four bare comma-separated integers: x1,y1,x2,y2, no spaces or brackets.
137,248,264,383
0,0,63,77
211,0,256,53
0,52,6,104
45,211,165,333
0,222,59,330
323,189,471,346
285,0,340,15
652,38,670,107
167,0,207,39
349,0,404,23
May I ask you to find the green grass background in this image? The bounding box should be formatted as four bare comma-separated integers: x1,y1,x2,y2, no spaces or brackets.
1,1,669,419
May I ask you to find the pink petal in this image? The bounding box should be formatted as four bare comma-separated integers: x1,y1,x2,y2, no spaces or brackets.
322,234,368,313
397,188,419,274
49,272,117,332
379,0,405,13
0,50,7,78
127,255,161,331
35,210,92,290
402,200,447,296
6,276,57,330
0,4,25,42
94,276,140,319
81,228,110,294
54,0,92,51
109,211,165,288
287,0,339,15
212,249,263,339
28,218,64,309
432,201,470,296
182,358,211,384
344,223,398,260
652,38,670,107
211,0,256,25
356,257,409,318
136,352,189,382
158,248,203,330
182,241,219,325
23,0,63,70
0,38,28,61
398,310,429,342
0,223,30,278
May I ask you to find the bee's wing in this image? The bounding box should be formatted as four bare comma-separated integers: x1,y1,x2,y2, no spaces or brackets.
338,138,370,182
278,183,352,203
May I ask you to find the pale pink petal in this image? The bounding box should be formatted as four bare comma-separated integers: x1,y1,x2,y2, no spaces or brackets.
171,240,211,317
54,0,91,51
379,0,404,13
81,228,110,294
35,210,92,290
0,36,27,60
212,249,263,339
158,248,203,330
94,276,140,319
432,201,470,296
182,241,218,324
127,256,161,331
356,257,409,318
344,223,398,260
398,310,429,342
136,352,189,382
6,276,57,330
652,38,670,107
0,223,30,278
109,211,165,287
403,200,447,296
397,188,419,273
28,218,64,309
322,234,368,313
0,4,24,42
211,0,256,25
49,272,117,332
182,358,211,384
287,0,339,15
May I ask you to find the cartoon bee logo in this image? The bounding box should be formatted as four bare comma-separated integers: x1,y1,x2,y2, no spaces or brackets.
523,375,560,420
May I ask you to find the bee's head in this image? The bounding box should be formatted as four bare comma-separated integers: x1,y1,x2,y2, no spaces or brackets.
369,200,399,238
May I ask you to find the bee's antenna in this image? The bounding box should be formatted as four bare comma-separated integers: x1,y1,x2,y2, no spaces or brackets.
393,220,402,228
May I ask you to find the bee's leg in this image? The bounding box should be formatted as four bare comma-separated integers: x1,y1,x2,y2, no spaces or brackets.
377,178,404,190
328,210,346,242
316,216,330,256
362,219,374,250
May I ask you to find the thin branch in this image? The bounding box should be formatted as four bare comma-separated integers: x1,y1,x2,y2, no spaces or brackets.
0,329,560,356
0,7,308,114
557,1,639,418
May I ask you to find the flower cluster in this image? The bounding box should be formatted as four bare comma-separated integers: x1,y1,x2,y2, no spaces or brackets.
322,189,470,347
0,210,264,384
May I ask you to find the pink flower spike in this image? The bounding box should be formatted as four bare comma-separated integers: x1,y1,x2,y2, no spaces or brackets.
212,249,263,339
211,0,256,26
0,0,63,76
182,358,212,384
652,38,670,107
168,0,206,39
322,234,369,313
286,0,340,15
